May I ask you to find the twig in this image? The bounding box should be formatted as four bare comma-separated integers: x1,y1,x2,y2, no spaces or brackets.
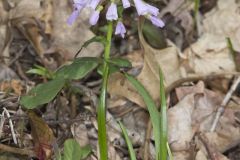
198,132,218,160
0,143,35,156
0,111,6,138
210,76,240,132
3,107,17,144
166,72,240,94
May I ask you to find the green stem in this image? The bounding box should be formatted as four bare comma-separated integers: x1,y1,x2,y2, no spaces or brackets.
97,21,113,160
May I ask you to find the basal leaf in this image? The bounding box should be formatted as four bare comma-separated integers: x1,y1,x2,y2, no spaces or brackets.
118,121,136,160
63,139,91,160
108,58,132,68
125,73,161,160
74,36,106,58
56,57,99,80
159,68,168,160
20,77,65,109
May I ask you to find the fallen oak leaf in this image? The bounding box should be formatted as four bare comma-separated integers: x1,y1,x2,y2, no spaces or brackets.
27,111,56,160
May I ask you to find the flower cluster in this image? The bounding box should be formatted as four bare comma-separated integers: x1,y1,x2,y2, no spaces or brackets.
67,0,165,38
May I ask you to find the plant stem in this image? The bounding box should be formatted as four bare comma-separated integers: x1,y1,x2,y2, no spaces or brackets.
97,21,113,160
159,68,167,160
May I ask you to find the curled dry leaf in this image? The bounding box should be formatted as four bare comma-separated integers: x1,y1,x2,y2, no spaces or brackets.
108,34,184,108
184,34,236,75
28,111,56,160
109,0,239,110
184,0,239,75
168,81,240,159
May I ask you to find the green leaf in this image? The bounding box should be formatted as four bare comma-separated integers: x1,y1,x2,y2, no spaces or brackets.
74,36,106,57
159,68,168,160
98,58,132,75
97,64,119,75
108,58,132,68
56,57,100,80
83,36,106,47
142,20,167,49
63,139,91,160
118,121,137,160
27,65,53,79
125,73,161,160
27,68,46,76
20,77,65,109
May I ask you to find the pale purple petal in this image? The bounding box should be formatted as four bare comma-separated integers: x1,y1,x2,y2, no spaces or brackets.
149,16,165,28
74,0,88,8
106,3,118,21
67,0,87,25
147,4,159,16
88,0,101,10
122,0,130,8
74,0,88,5
115,21,126,38
67,10,80,25
133,0,148,15
89,10,100,25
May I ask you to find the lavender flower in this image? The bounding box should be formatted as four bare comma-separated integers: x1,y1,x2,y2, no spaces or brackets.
106,3,118,21
72,0,88,10
149,15,165,28
67,0,88,25
122,0,130,9
89,10,100,25
67,10,80,25
67,0,165,29
88,0,101,10
147,4,159,16
115,21,126,38
133,0,148,16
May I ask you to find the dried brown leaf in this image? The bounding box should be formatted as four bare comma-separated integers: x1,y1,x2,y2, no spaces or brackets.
28,111,56,160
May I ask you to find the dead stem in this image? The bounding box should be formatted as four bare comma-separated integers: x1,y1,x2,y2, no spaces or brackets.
0,143,35,157
210,76,240,132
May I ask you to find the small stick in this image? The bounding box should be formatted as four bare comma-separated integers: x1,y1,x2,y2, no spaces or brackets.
3,107,17,144
198,132,219,160
210,76,240,132
0,143,35,156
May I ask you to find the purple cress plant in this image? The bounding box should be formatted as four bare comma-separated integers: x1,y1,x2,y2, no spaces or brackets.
67,0,165,38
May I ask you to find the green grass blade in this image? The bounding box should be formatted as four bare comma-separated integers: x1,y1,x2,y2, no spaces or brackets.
125,73,160,160
167,142,173,160
226,37,236,58
159,68,168,160
194,0,200,24
118,121,137,160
